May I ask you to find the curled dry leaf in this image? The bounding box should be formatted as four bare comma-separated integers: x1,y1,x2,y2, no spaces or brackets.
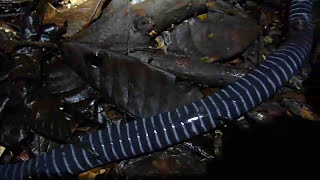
43,0,110,37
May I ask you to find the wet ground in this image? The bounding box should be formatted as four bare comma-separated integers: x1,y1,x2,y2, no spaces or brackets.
0,0,320,179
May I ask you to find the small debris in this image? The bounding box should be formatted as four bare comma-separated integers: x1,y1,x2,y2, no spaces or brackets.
301,106,319,121
214,130,223,158
264,35,273,43
149,30,157,36
229,58,240,65
200,56,220,63
0,146,5,158
197,14,207,21
208,32,214,39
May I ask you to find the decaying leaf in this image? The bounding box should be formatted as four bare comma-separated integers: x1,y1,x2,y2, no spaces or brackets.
200,56,220,63
130,51,247,87
301,106,319,121
62,42,202,117
197,14,207,21
30,94,79,141
64,0,256,88
214,129,223,158
166,11,259,61
44,60,110,125
281,92,307,104
228,58,240,65
264,35,273,43
79,167,108,180
68,0,210,51
155,36,168,52
119,144,209,177
43,0,111,37
0,101,30,148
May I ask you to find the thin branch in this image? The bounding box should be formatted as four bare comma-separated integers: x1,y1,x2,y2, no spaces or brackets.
83,0,113,28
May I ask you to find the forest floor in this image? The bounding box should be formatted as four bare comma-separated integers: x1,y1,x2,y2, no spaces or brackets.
0,0,320,179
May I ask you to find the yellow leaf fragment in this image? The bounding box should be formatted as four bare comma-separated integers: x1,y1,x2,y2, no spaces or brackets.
264,35,273,43
149,30,157,36
71,0,90,5
155,36,167,52
87,172,97,180
99,169,106,174
200,56,220,63
301,106,318,121
197,14,207,21
78,167,107,180
229,58,240,64
208,32,214,39
0,146,5,157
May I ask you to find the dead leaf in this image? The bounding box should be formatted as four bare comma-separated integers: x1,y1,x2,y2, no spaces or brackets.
43,2,59,20
155,36,167,52
30,95,79,141
79,167,111,180
43,0,109,37
301,106,319,121
200,56,220,63
229,58,240,65
107,110,121,119
208,32,214,39
197,14,207,21
62,43,202,118
166,11,259,61
281,92,306,104
16,150,30,161
264,35,273,43
0,146,5,157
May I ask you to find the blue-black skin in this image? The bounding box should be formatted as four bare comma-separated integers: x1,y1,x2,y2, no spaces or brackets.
0,0,314,179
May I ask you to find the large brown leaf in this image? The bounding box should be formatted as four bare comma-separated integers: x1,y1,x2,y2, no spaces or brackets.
64,0,258,89
129,51,247,87
62,42,202,118
68,0,258,58
165,11,259,61
68,0,210,51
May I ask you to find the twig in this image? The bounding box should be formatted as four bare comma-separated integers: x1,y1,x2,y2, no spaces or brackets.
0,0,32,4
0,13,24,18
0,74,8,83
9,40,58,49
83,0,113,28
126,0,131,55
